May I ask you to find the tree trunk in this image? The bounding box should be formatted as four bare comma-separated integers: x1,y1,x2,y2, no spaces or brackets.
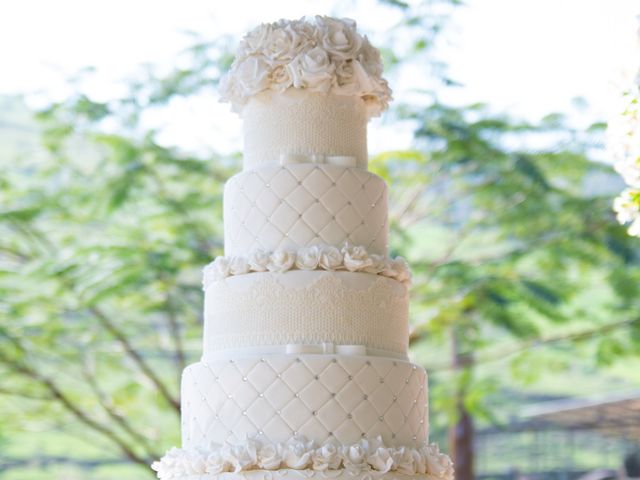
451,401,474,480
450,327,475,480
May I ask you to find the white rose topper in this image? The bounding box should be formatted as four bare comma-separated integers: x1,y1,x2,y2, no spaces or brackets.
219,16,392,116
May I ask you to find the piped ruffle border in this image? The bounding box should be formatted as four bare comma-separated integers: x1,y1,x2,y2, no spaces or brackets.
152,436,453,480
202,245,411,290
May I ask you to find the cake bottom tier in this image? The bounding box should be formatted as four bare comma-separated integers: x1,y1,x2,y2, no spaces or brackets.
181,355,428,448
153,354,453,480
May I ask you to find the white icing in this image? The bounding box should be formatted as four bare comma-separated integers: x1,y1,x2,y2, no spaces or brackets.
319,246,342,270
223,165,388,256
201,344,403,363
180,356,427,449
219,16,392,118
248,250,271,272
152,437,453,480
203,245,411,289
202,271,409,355
242,90,368,170
342,245,372,272
266,250,296,273
295,245,322,270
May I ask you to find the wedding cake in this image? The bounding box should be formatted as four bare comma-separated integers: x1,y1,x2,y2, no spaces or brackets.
152,16,454,480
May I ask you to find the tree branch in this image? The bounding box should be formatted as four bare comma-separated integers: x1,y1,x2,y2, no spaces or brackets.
0,335,151,470
0,245,31,263
89,306,180,412
0,386,50,401
80,360,161,460
414,317,640,371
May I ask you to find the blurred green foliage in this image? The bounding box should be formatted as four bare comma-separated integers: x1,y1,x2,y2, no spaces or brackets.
1,1,639,479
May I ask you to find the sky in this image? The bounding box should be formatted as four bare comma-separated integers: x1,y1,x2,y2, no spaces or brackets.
1,0,638,154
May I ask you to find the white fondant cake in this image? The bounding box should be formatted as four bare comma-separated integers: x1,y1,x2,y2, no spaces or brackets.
203,271,408,356
223,165,388,256
153,15,453,480
181,356,427,448
242,90,368,170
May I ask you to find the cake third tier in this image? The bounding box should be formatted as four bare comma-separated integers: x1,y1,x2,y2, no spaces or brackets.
203,270,409,357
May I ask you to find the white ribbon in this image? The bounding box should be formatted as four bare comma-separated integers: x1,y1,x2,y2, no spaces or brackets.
279,153,357,167
285,343,367,355
202,344,407,362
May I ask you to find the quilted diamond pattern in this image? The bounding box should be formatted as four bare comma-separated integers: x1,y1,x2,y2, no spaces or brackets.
181,355,428,450
223,165,388,256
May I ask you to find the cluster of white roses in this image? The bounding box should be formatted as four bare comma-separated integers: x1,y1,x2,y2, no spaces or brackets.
202,244,411,289
608,85,640,237
218,16,392,117
152,436,454,480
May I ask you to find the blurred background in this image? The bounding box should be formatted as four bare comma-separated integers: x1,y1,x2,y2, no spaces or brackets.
1,0,640,479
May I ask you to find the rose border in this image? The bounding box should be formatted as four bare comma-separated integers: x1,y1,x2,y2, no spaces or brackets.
151,436,453,480
202,245,411,290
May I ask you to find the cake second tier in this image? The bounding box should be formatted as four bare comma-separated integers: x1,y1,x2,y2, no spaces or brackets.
203,270,409,358
223,164,388,257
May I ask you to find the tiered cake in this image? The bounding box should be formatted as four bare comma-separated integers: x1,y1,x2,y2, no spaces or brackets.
153,16,454,480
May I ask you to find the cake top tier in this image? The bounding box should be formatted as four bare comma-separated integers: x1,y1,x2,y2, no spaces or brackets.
219,16,392,118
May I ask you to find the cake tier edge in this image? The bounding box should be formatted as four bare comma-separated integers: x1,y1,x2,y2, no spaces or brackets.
152,448,453,480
